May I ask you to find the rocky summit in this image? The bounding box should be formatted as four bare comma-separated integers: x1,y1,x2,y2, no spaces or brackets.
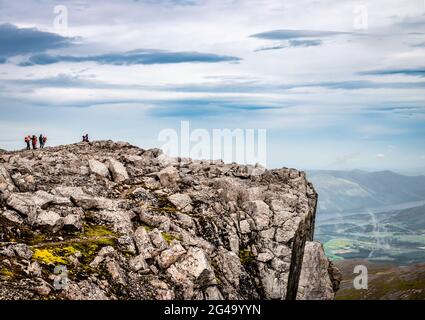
0,141,340,300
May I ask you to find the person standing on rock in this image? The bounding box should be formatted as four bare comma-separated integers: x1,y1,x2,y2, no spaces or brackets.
82,134,89,142
39,134,44,148
24,135,31,150
43,135,47,148
31,135,37,149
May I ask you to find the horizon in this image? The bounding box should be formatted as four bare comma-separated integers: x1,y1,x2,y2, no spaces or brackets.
2,138,425,176
0,0,424,174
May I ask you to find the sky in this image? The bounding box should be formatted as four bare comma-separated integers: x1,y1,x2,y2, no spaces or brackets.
0,0,424,172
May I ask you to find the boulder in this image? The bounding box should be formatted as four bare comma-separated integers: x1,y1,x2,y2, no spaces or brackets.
157,242,186,269
63,214,83,231
0,210,24,225
129,254,149,272
107,158,129,182
54,186,86,198
172,247,215,285
167,193,192,212
10,243,33,260
88,159,110,178
296,242,339,300
246,200,271,230
32,211,64,233
157,166,179,187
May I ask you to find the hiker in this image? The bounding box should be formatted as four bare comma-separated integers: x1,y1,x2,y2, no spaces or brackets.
31,135,37,149
82,134,89,142
39,134,44,148
43,135,47,148
24,135,31,150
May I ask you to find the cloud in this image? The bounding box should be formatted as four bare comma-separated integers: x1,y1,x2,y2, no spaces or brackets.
411,42,425,47
359,68,425,77
255,39,322,52
394,14,425,29
147,98,278,118
375,153,386,159
330,152,360,166
250,29,350,40
303,80,425,90
1,74,108,88
0,23,75,58
20,49,241,66
289,39,323,47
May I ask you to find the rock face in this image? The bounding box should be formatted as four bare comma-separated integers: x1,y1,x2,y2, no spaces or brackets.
0,140,339,300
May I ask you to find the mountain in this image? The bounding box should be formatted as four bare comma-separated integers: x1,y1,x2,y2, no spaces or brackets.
308,170,425,217
310,169,425,265
0,140,338,300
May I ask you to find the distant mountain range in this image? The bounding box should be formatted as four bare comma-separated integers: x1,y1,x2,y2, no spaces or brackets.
307,170,425,217
308,170,425,265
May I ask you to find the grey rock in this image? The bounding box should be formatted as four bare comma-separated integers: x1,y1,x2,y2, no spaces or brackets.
157,242,186,269
167,193,192,212
106,259,127,286
107,158,129,182
297,242,338,300
28,261,42,277
63,214,83,231
64,280,109,300
149,229,169,251
158,166,179,187
11,243,33,260
0,210,24,225
129,254,149,272
133,226,155,259
33,211,64,233
88,159,110,178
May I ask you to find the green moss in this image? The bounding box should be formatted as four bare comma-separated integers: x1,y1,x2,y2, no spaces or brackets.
150,195,179,213
0,267,14,278
32,248,68,265
239,249,255,265
149,205,178,213
30,233,49,245
161,232,182,245
142,223,153,232
31,224,116,267
84,224,115,238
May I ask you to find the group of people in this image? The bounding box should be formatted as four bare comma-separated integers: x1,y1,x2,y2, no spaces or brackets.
23,133,89,150
24,134,47,150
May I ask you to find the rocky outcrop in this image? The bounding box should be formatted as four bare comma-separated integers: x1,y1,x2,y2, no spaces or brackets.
0,140,339,300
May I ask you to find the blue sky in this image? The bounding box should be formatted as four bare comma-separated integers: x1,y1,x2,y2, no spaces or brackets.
0,0,424,172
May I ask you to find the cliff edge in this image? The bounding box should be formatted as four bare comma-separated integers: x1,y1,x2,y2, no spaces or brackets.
0,141,340,300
